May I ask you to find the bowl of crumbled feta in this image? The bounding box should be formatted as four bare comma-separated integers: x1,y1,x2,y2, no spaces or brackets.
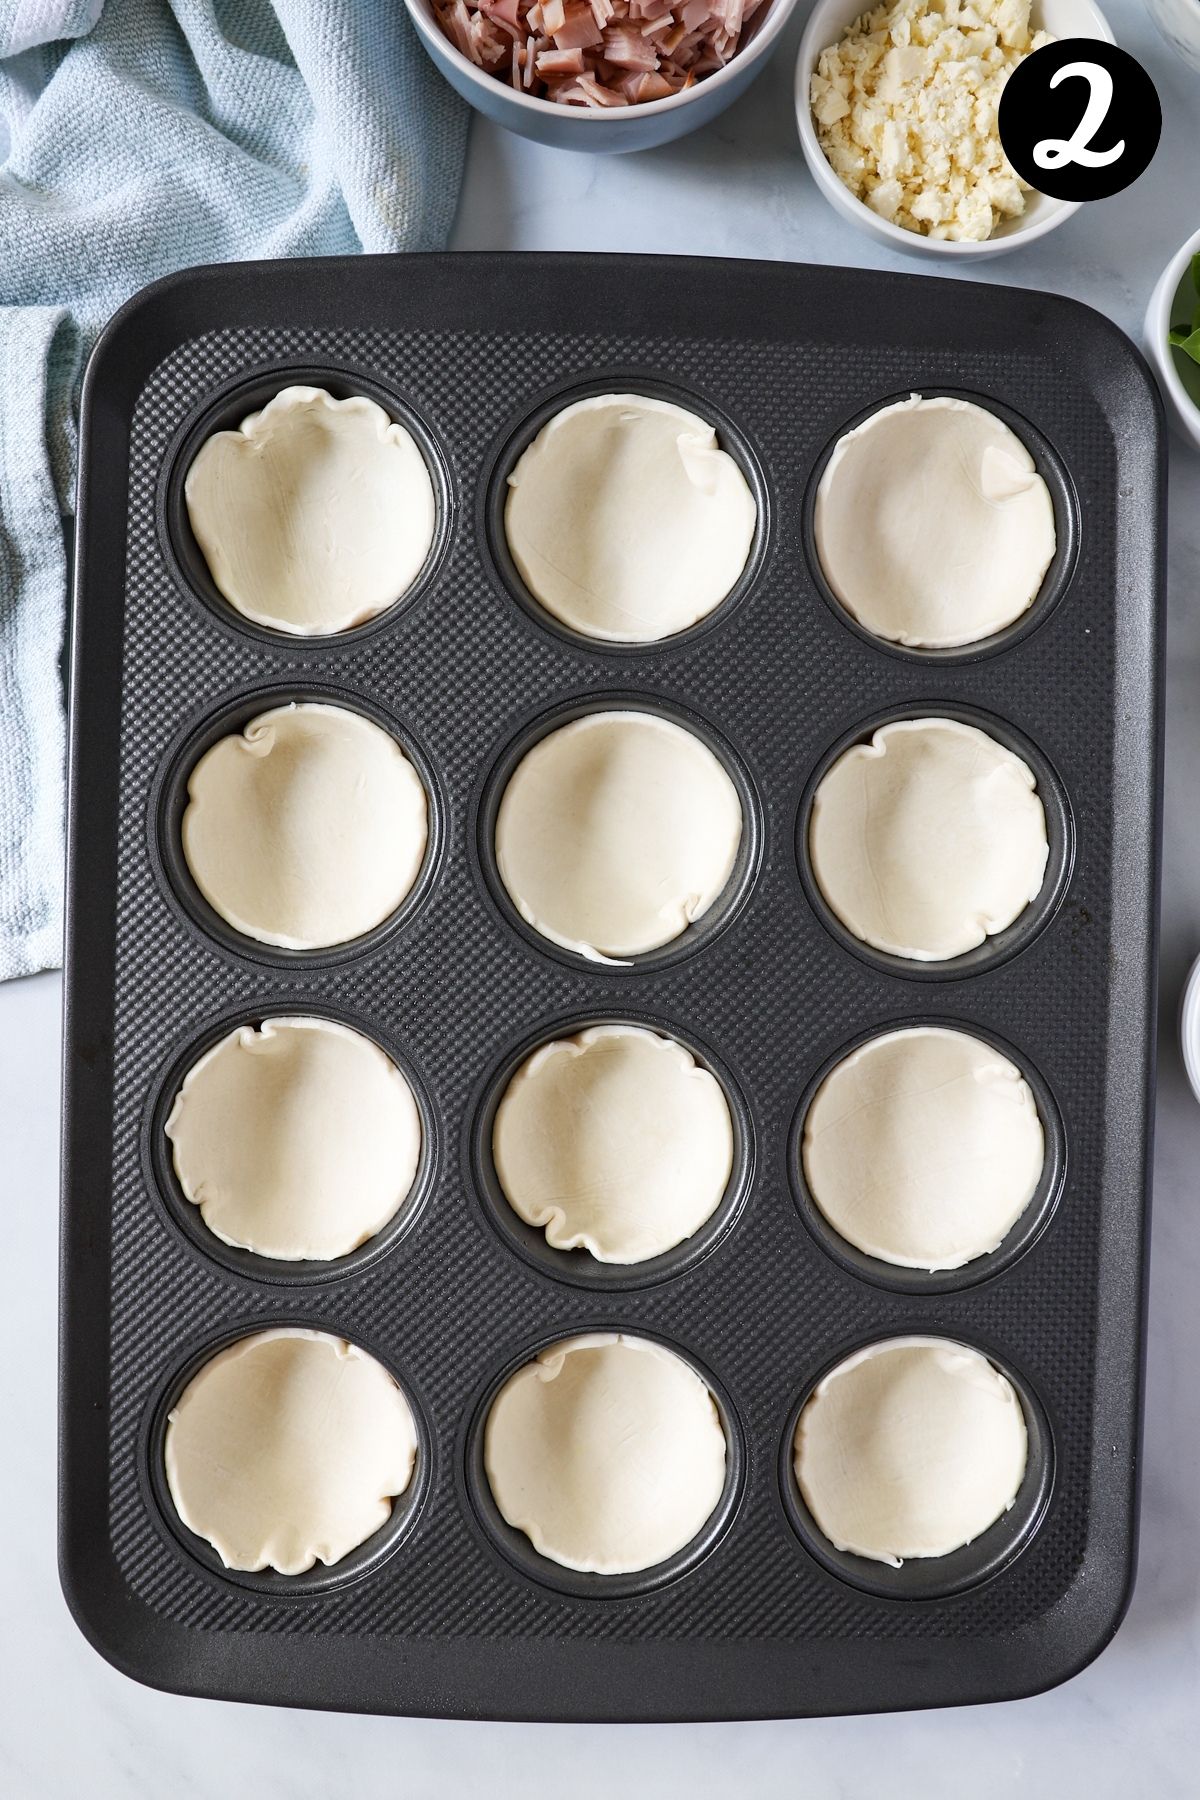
796,0,1114,256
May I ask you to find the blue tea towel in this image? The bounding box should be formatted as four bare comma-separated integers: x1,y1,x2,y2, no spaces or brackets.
0,0,466,979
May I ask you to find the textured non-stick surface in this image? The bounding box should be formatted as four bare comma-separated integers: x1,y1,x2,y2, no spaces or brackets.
61,254,1164,1720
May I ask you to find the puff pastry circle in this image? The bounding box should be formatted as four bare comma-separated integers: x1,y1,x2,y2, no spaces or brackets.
813,394,1056,649
802,1027,1045,1270
494,710,743,961
184,385,436,636
504,393,756,642
493,1024,734,1263
166,1017,423,1261
808,717,1049,961
181,702,429,951
794,1337,1028,1565
484,1333,728,1574
165,1328,418,1575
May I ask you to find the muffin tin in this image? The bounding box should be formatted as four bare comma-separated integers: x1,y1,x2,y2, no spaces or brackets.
61,253,1163,1720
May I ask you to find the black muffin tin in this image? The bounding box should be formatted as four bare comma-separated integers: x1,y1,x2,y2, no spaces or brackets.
61,253,1164,1720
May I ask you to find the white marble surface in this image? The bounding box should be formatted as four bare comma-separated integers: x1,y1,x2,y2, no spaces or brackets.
4,6,1200,1794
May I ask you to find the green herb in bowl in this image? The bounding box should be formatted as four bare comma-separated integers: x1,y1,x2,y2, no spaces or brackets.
1169,253,1200,378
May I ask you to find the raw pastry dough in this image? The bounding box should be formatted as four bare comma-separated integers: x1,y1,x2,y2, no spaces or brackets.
165,1328,418,1575
182,702,428,950
809,717,1049,961
803,1027,1044,1270
166,1017,422,1261
495,710,742,961
794,1337,1028,1565
484,1333,727,1574
814,395,1056,648
493,1024,733,1263
184,385,436,636
504,393,756,643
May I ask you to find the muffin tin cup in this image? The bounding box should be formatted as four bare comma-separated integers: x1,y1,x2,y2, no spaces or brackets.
157,362,457,650
149,680,447,971
460,1326,746,1601
779,1334,1056,1603
142,1320,434,1600
467,1010,756,1292
143,1002,440,1288
801,387,1081,665
480,372,772,657
787,1017,1068,1296
795,700,1076,982
474,690,764,975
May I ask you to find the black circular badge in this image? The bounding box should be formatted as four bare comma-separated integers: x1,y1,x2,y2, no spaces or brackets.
998,39,1161,203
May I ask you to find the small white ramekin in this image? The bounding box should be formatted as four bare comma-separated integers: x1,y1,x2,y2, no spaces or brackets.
1144,225,1200,455
1147,0,1200,73
1180,952,1200,1103
795,0,1114,260
403,0,802,154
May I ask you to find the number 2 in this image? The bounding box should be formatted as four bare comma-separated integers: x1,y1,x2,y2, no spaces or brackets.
1033,61,1125,172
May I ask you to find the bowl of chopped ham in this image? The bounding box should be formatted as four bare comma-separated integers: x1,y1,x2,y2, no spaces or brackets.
404,0,801,149
796,0,1114,257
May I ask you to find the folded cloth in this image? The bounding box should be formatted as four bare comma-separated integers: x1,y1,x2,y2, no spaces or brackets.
0,0,467,980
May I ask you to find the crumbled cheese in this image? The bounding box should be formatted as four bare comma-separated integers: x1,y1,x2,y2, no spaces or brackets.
810,0,1052,243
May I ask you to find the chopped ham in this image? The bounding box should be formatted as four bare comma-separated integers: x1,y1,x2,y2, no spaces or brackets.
602,23,659,67
620,68,674,99
443,0,476,59
485,0,526,35
552,0,603,47
536,43,586,73
432,0,758,102
576,70,628,103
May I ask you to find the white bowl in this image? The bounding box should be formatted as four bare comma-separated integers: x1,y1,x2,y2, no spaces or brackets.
1147,0,1200,73
795,0,1114,260
1144,225,1200,454
1180,952,1200,1102
403,0,802,153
